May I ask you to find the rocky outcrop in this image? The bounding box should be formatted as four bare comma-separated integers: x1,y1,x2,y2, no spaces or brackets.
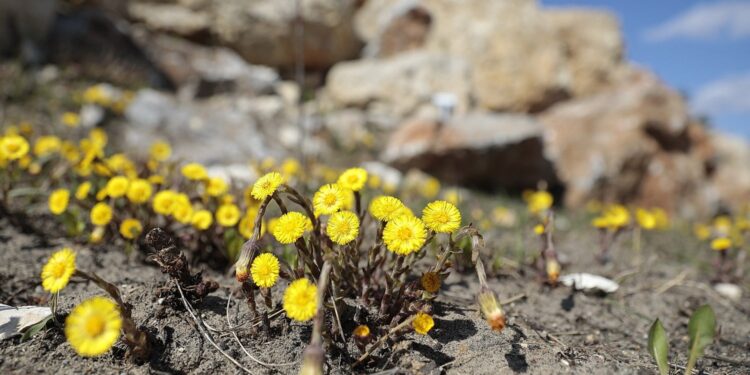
128,0,362,70
382,112,558,191
706,134,750,209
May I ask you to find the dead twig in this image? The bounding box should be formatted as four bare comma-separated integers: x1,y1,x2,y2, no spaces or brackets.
655,269,689,295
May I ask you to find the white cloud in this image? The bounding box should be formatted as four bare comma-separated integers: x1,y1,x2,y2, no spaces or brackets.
692,72,750,115
644,1,750,42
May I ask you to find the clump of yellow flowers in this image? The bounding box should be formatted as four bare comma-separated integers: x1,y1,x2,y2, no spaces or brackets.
590,203,670,264
692,214,747,282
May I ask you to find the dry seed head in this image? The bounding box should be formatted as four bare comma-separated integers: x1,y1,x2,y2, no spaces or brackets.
478,289,505,332
235,240,260,282
546,258,561,285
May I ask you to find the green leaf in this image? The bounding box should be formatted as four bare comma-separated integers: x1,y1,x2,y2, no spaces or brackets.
647,319,669,375
685,304,716,374
20,315,52,342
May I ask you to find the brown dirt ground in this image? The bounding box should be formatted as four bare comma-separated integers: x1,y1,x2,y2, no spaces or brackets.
1,213,749,375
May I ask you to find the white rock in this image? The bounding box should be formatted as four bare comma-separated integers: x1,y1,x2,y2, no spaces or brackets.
714,283,742,302
0,304,51,340
559,273,619,293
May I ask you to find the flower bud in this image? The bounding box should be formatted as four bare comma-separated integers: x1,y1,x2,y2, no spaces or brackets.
235,239,260,282
546,258,561,285
478,288,505,332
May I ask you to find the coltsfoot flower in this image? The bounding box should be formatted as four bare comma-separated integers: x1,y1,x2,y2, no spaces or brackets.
153,190,178,215
272,212,308,244
119,218,143,240
216,204,241,227
181,162,208,181
636,208,657,230
251,172,284,200
326,211,359,245
33,136,62,157
90,203,113,226
206,177,228,197
369,196,407,222
383,215,427,255
171,194,194,224
105,176,129,198
41,247,76,293
422,200,461,233
337,167,367,192
420,272,441,293
412,312,434,335
711,237,732,251
149,141,171,161
48,189,70,215
65,296,122,357
75,182,92,201
126,179,152,204
0,134,30,160
283,278,318,322
524,190,553,215
191,209,213,230
313,184,345,215
250,253,280,288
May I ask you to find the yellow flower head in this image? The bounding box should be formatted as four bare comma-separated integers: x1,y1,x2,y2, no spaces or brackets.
353,325,370,338
181,162,208,181
206,177,228,197
105,176,129,198
90,203,113,226
383,215,427,255
75,182,92,201
420,177,441,199
49,189,70,215
413,312,434,335
337,167,368,192
313,184,345,215
126,179,152,204
149,141,171,162
251,172,284,201
33,136,62,157
326,211,360,245
61,112,80,128
604,204,630,229
239,207,262,239
171,194,194,224
711,237,732,251
421,272,441,293
41,247,76,293
533,224,546,235
524,190,553,215
88,128,108,149
443,189,460,206
90,226,105,244
216,204,241,227
283,278,318,322
191,209,213,230
153,190,178,215
713,216,732,236
65,296,122,357
251,253,280,288
422,200,461,233
636,208,657,230
281,158,300,177
0,134,30,160
272,212,308,244
119,218,143,240
369,196,407,222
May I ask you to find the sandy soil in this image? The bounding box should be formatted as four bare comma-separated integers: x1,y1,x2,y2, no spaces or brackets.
1,215,749,374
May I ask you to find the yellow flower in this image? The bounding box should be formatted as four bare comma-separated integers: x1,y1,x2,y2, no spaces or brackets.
181,162,208,181
149,141,171,162
534,224,546,235
119,218,143,240
604,204,630,229
422,200,461,233
711,237,732,251
90,203,113,226
368,174,381,189
148,174,165,185
251,172,284,200
713,216,732,236
250,253,280,288
88,128,108,149
635,208,657,230
420,177,441,199
326,211,359,245
41,247,76,293
383,215,427,255
216,204,241,227
61,141,80,163
420,272,441,293
61,112,80,128
90,226,105,244
33,136,62,157
652,208,670,230
283,278,318,322
353,325,370,338
524,190,553,215
48,189,70,215
0,134,30,160
191,210,213,230
206,177,228,197
126,179,152,204
281,158,300,177
369,196,407,222
105,176,129,198
171,194,194,224
65,296,122,357
272,212,308,244
153,190,178,215
337,167,368,192
413,312,434,335
443,189,460,206
313,184,345,215
75,182,92,201
592,216,610,229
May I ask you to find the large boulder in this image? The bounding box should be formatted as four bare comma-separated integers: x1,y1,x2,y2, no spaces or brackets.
382,112,559,191
128,0,362,70
538,70,712,215
706,134,750,210
325,50,472,118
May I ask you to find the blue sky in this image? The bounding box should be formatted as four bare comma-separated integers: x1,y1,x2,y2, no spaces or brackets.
542,0,750,139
